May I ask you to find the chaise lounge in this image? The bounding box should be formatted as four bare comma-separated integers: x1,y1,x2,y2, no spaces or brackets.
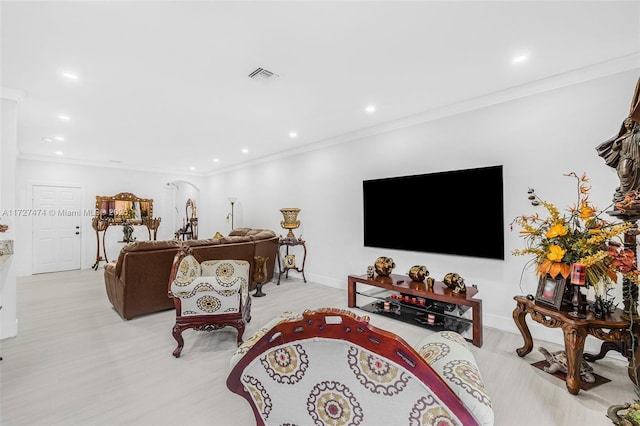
227,308,494,426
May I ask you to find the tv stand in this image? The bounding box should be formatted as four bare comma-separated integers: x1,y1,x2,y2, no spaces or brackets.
347,273,483,347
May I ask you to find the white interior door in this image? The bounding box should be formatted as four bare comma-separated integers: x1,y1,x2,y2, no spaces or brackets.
32,185,82,274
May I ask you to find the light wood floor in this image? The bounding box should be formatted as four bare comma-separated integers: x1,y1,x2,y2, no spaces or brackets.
0,269,636,425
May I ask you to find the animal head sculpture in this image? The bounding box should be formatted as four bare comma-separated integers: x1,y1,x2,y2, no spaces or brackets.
443,272,466,293
408,265,429,282
374,257,395,276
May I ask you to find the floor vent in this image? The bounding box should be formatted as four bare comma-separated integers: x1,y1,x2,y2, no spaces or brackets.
248,67,279,80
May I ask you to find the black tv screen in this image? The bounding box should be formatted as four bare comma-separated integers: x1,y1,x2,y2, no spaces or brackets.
363,165,504,260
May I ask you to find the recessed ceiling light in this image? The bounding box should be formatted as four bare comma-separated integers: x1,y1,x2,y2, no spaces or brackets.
62,72,79,80
55,151,63,156
212,158,219,163
54,136,65,141
365,105,376,114
241,148,249,154
58,115,70,121
189,166,195,171
289,131,297,138
42,137,53,143
512,55,528,63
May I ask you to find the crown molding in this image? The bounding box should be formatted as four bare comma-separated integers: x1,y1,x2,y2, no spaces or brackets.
207,53,640,176
17,152,205,177
16,54,640,177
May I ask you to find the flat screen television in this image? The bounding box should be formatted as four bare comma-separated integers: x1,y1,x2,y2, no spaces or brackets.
363,165,504,260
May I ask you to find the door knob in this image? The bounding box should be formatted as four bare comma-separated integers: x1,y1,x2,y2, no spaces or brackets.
75,232,80,235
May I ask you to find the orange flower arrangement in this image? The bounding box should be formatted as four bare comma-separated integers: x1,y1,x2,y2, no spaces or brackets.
511,172,639,294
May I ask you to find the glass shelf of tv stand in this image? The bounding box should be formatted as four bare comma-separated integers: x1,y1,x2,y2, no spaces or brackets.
355,287,473,337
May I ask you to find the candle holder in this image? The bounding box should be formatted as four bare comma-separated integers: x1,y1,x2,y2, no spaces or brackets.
568,263,586,318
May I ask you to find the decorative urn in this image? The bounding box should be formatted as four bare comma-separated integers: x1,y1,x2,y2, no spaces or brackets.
280,208,301,239
374,257,395,276
408,265,429,282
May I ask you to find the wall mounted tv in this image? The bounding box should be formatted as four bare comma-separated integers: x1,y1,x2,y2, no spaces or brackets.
363,165,504,260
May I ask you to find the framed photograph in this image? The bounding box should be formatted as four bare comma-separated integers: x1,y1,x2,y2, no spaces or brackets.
535,275,566,309
284,254,296,269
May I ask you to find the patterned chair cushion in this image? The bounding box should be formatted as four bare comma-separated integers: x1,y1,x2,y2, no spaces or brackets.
170,258,249,317
416,331,494,426
230,311,301,368
172,255,201,287
236,338,467,425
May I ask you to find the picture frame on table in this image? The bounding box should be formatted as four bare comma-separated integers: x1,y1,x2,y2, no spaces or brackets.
535,275,566,310
284,254,296,269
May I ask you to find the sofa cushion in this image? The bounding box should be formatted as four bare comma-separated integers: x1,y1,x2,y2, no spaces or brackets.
121,240,182,252
221,235,253,244
229,228,252,236
249,229,277,240
184,238,221,247
416,331,494,426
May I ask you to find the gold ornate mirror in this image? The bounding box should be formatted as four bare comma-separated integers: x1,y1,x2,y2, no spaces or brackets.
95,192,153,225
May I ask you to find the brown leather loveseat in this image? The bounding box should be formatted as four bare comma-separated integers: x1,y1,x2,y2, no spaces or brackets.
103,228,278,320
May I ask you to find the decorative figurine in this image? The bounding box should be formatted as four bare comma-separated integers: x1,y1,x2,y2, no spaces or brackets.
443,272,466,293
366,265,375,279
122,220,135,243
374,257,395,276
538,347,595,383
408,265,429,282
426,277,435,289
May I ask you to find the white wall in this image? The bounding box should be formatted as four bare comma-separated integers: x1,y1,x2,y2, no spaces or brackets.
202,69,639,348
1,97,19,338
8,69,640,349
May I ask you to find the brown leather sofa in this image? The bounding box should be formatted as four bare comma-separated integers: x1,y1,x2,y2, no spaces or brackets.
103,228,278,320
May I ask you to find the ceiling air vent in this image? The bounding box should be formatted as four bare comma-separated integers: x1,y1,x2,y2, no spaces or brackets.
248,67,279,81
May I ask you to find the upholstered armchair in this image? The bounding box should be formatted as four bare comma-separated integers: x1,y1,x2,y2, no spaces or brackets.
168,248,252,357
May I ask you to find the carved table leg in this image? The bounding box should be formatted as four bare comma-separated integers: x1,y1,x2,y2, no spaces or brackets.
512,302,533,357
563,325,587,395
583,341,622,362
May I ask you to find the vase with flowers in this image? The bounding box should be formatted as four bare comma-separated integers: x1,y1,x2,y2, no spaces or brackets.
511,172,640,316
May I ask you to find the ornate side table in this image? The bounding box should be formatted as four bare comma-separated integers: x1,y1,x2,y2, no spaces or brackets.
276,236,307,284
513,295,640,394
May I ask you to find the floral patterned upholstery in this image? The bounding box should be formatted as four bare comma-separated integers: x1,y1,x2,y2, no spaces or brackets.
416,331,494,425
227,309,494,426
168,254,251,357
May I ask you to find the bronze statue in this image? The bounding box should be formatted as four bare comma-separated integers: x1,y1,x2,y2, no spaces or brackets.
597,76,640,207
597,117,640,204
